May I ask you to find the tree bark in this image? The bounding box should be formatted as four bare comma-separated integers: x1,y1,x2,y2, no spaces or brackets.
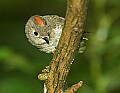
38,0,89,93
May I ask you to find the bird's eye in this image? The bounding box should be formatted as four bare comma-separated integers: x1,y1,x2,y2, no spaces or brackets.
32,30,39,37
48,32,50,37
34,32,38,36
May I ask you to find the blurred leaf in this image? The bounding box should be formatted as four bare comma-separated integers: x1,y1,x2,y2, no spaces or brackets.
0,46,36,74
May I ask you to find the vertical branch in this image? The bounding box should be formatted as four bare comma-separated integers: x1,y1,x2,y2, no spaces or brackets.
38,0,89,93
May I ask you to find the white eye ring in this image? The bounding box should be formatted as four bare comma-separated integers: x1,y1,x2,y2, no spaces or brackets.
32,30,39,37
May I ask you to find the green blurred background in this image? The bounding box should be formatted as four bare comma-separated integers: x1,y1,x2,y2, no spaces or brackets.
0,0,120,93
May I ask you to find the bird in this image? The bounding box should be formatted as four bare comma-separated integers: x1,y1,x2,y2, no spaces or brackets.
25,15,88,53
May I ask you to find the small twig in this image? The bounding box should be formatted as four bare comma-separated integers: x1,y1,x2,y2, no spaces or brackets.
65,81,83,93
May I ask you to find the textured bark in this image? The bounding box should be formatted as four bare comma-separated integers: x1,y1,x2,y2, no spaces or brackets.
38,0,89,93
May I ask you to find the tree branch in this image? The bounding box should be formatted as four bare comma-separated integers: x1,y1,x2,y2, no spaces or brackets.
38,0,89,93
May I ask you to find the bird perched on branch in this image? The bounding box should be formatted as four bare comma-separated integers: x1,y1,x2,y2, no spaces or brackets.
25,15,88,53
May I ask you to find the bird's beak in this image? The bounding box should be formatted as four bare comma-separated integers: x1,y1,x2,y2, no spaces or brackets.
43,37,49,44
